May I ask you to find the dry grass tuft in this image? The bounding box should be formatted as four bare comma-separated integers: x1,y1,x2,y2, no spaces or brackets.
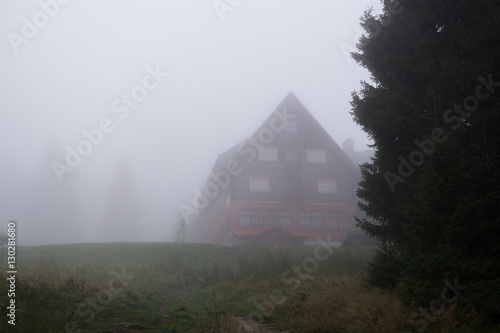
271,275,409,332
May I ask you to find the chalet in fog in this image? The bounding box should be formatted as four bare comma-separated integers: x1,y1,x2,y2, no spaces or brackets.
188,92,360,246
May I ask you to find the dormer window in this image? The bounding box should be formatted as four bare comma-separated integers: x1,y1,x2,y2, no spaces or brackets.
307,149,326,164
258,147,278,162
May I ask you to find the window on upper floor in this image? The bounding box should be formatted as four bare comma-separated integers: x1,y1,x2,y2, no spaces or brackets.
325,211,349,230
268,210,291,229
300,211,323,229
258,146,278,162
249,177,270,192
240,209,264,228
318,179,337,194
307,149,326,164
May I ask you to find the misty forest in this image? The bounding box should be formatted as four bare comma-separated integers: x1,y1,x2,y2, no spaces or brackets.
1,0,499,332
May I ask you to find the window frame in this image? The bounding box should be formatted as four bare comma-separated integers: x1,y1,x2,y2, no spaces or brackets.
325,211,349,230
249,177,270,192
258,146,278,162
307,149,327,164
299,210,323,229
317,179,337,194
268,210,291,229
239,209,264,229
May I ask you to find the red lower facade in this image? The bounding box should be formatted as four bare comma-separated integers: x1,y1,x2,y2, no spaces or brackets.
208,200,356,246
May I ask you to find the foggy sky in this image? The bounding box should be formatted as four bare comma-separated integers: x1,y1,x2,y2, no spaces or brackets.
0,0,381,245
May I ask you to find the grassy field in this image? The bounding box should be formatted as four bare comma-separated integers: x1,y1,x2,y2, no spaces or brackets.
0,242,493,332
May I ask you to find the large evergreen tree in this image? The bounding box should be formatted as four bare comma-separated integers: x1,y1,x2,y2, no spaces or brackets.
351,0,500,326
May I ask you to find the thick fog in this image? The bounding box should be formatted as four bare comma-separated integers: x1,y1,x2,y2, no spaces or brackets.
0,0,380,245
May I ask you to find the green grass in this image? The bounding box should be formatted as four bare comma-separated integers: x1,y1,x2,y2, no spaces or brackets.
0,242,496,332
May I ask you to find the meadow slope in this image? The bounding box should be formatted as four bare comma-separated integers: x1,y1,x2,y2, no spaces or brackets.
0,243,492,332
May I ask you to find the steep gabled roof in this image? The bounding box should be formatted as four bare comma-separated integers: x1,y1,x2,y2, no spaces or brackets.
210,92,358,174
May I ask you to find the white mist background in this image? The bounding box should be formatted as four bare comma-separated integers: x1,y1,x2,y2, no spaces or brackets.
0,0,382,244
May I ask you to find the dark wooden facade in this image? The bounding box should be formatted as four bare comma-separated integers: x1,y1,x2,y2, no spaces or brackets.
189,92,360,246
